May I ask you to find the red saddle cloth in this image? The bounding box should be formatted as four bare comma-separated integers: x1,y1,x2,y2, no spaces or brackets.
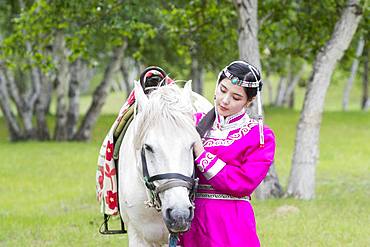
96,90,136,215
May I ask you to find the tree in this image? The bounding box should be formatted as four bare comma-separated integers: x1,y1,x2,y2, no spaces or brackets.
361,41,369,110
258,0,343,110
342,36,365,111
273,57,305,108
0,0,159,141
233,0,283,199
159,0,238,94
0,63,23,141
286,0,363,199
73,42,126,140
233,0,261,70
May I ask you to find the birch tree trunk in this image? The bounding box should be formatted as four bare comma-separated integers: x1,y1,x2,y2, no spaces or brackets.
120,64,132,93
2,67,36,139
18,71,40,139
53,31,70,141
35,68,51,140
190,56,204,95
342,36,365,111
66,59,81,140
288,91,295,109
0,69,23,141
234,0,282,199
233,0,261,70
110,79,121,92
282,65,305,108
121,57,141,93
286,0,362,199
362,45,369,110
253,161,283,199
264,76,274,106
79,61,95,94
12,0,40,139
73,42,126,140
275,77,287,106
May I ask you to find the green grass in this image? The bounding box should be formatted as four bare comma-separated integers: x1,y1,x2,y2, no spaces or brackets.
0,116,128,246
258,109,370,246
0,109,369,246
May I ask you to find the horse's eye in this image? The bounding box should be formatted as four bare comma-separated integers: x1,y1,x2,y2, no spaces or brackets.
144,144,154,153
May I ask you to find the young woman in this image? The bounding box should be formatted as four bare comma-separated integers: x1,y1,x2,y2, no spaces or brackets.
180,60,276,247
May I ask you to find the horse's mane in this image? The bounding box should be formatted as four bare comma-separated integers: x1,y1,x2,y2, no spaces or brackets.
134,84,197,148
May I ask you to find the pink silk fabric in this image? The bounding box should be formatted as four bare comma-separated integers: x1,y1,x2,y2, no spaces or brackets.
180,111,276,247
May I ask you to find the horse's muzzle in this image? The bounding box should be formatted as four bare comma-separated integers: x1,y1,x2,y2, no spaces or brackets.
164,206,194,233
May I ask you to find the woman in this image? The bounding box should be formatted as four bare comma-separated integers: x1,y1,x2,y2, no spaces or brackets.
180,60,276,246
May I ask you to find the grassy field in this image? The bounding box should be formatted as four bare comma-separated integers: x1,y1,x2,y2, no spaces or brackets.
0,107,369,246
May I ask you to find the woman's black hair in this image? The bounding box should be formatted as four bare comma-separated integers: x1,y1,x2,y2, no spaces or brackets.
196,61,262,138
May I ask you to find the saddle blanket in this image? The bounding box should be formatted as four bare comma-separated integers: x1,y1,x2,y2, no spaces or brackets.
96,90,135,215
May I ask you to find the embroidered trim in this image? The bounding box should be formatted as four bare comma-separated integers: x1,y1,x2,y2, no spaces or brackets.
196,192,250,201
197,152,216,172
203,121,258,147
197,184,214,190
204,159,226,180
214,109,249,131
226,110,245,124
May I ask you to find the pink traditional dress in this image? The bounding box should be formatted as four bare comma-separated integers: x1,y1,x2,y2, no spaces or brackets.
180,109,276,247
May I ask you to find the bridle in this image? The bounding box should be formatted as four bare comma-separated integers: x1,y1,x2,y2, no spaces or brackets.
141,147,198,211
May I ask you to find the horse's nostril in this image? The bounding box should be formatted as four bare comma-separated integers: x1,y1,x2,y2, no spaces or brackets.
188,206,194,220
166,208,173,220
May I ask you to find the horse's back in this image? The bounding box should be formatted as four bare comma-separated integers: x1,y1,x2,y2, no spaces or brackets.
191,91,212,113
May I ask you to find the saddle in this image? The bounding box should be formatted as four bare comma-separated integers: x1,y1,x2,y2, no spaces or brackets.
96,66,173,234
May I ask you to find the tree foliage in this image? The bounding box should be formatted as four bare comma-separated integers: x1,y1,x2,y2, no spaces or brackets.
259,0,348,75
0,0,366,141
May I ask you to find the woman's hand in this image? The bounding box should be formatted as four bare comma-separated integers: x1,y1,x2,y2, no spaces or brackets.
193,140,205,158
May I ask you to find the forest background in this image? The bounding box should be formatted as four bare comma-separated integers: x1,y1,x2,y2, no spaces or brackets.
0,0,369,246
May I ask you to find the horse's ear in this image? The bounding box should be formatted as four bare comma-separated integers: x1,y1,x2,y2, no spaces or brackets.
183,80,197,112
183,80,193,101
134,80,148,111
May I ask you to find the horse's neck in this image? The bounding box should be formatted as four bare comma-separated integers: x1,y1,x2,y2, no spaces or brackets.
118,122,152,216
119,121,142,183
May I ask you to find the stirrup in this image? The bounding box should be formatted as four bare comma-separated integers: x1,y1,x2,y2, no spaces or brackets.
99,214,127,235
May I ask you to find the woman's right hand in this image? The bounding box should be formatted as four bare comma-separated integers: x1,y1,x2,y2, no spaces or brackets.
193,140,205,158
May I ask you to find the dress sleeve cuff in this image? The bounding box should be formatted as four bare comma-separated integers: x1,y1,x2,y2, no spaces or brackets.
195,151,226,180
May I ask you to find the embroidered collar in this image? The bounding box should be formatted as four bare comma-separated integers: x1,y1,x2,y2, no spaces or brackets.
214,108,249,131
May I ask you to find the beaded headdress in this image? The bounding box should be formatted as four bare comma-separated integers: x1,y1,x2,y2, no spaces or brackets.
217,61,265,147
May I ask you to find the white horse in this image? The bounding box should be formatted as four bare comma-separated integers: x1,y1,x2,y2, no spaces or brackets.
118,81,211,246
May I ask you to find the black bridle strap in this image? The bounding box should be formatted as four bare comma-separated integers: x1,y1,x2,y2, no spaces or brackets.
140,147,199,213
141,148,195,184
155,180,194,195
148,173,195,183
141,148,150,178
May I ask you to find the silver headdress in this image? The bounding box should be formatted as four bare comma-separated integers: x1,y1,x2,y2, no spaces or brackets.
217,60,264,147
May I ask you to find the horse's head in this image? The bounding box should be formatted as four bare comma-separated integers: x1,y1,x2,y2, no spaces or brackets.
134,81,200,233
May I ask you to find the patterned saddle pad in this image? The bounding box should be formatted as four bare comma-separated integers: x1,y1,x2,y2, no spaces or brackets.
96,91,135,216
